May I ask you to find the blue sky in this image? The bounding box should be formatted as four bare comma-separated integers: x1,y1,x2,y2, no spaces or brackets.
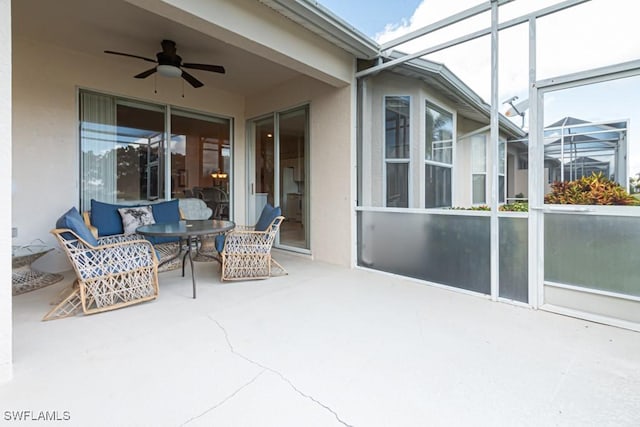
318,0,422,37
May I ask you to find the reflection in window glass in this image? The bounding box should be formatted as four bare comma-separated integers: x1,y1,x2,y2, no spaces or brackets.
385,96,410,159
79,90,231,211
387,163,409,208
425,102,453,208
426,102,453,164
425,164,451,208
171,111,231,219
385,96,410,207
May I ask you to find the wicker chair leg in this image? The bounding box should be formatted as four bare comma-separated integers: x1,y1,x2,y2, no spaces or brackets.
271,258,288,276
42,287,82,321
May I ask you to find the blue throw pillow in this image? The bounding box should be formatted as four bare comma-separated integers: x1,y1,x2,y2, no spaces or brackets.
255,204,282,232
147,200,181,244
56,207,99,246
91,199,139,236
151,199,180,224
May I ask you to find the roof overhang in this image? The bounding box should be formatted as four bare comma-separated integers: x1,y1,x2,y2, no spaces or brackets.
258,0,380,60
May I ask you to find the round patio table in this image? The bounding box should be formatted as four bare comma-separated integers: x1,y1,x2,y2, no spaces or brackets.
137,220,235,299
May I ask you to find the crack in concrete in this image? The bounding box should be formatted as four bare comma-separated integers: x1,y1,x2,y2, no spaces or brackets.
181,369,266,426
210,316,354,427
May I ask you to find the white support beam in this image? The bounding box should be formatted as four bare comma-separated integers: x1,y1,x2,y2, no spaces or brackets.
528,16,544,309
379,0,514,52
489,0,499,301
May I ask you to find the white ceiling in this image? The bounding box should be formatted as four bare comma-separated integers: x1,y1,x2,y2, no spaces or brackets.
12,0,301,95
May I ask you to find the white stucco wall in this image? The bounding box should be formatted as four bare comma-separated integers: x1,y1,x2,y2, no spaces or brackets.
12,37,246,250
1,0,12,383
246,74,355,267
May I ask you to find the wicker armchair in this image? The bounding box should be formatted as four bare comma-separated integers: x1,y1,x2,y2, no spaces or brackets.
220,215,286,281
45,229,159,319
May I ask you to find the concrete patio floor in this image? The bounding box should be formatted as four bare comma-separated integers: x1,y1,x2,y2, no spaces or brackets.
2,251,639,426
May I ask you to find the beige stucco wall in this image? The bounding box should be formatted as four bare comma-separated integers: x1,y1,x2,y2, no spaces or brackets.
1,0,12,383
12,37,246,250
246,74,355,266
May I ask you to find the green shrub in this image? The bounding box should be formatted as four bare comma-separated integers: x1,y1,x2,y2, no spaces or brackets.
499,202,528,212
544,172,639,205
449,205,490,211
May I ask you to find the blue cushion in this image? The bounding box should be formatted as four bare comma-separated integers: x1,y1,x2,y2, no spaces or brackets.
91,199,139,237
255,204,282,232
151,199,180,224
146,200,181,244
215,234,226,253
56,207,99,246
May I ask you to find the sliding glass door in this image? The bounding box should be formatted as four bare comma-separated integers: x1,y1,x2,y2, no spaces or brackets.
170,110,232,219
79,90,231,214
248,106,309,251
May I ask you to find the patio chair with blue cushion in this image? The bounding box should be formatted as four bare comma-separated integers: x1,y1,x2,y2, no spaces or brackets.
216,203,287,281
44,207,159,320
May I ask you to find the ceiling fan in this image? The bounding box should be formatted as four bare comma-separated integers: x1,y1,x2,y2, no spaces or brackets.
104,39,225,88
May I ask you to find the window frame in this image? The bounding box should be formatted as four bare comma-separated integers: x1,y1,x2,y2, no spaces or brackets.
470,134,507,206
383,95,412,208
471,134,487,205
424,100,455,208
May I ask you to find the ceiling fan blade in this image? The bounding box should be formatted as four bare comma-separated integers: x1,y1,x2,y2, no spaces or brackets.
104,50,157,63
181,70,204,88
182,63,226,74
134,68,157,79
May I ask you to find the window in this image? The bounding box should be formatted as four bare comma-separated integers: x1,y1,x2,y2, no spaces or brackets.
470,135,506,205
499,139,506,204
385,96,410,207
425,102,453,208
79,90,231,212
471,135,486,204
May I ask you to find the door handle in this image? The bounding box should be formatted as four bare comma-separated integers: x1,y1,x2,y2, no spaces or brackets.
251,183,254,195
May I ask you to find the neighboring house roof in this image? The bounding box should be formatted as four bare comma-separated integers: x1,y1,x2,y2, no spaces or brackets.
544,117,627,153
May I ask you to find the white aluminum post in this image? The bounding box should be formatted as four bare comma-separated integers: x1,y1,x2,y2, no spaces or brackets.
528,17,543,308
490,0,499,301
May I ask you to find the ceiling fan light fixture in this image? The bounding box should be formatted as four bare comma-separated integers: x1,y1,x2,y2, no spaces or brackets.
157,64,182,78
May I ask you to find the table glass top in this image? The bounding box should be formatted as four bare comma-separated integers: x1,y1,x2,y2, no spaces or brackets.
136,220,235,237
